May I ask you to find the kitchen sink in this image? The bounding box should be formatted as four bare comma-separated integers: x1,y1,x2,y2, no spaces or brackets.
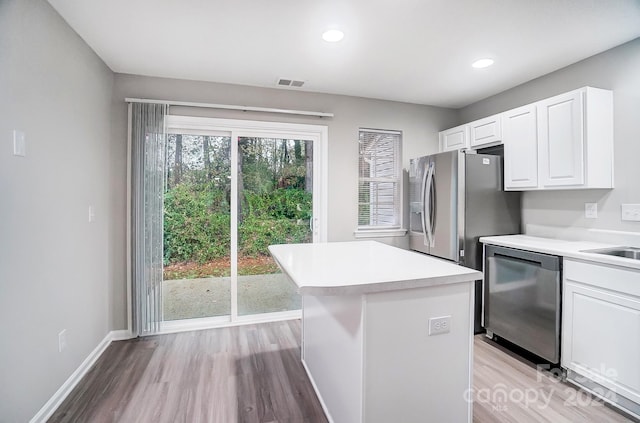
582,246,640,260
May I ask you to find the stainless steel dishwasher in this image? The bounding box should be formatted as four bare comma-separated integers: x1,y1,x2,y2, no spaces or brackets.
483,245,561,364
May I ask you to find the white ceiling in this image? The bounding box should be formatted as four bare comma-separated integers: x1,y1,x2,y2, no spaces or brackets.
47,0,640,108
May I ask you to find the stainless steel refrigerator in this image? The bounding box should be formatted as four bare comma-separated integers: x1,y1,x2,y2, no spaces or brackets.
409,149,521,333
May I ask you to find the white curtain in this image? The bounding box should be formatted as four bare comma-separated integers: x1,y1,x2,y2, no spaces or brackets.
130,102,168,336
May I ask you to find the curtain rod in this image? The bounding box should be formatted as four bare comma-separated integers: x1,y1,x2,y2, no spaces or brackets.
125,98,334,118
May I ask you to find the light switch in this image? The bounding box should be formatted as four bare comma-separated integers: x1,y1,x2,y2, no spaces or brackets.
13,130,26,157
88,206,95,223
585,203,598,219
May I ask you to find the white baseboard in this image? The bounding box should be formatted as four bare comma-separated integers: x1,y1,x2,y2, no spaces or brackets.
111,329,134,341
30,329,134,423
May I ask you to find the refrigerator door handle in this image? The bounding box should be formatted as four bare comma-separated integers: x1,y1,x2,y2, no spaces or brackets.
420,162,429,246
429,172,436,237
424,162,435,247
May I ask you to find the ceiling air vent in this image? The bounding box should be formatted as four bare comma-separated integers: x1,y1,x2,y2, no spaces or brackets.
277,78,305,88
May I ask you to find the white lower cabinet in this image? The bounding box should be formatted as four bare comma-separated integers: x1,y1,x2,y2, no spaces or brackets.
562,259,640,418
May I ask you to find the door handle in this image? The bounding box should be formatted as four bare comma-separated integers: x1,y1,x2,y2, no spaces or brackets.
424,162,435,248
420,163,429,246
429,173,436,236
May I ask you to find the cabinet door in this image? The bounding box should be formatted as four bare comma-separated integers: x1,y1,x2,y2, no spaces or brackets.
562,260,640,407
563,281,640,405
439,125,468,152
470,114,502,148
538,90,584,187
503,105,538,189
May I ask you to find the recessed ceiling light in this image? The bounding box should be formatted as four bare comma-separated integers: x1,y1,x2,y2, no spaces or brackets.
472,58,494,69
322,29,344,42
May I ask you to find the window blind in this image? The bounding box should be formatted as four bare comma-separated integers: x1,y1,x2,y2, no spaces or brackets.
358,129,402,229
131,102,168,336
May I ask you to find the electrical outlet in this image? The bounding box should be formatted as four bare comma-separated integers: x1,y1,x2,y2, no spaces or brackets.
621,204,640,222
58,329,67,352
428,315,451,336
585,203,598,219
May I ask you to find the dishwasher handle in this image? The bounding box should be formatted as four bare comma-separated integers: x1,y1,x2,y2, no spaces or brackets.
485,245,560,271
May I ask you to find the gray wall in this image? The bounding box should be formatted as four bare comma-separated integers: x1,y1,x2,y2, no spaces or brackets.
110,74,458,329
459,38,640,233
0,1,115,421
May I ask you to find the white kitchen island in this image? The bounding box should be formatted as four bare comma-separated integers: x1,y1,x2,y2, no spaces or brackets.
268,241,482,423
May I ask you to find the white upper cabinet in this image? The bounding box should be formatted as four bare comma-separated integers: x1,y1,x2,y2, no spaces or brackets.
503,105,538,189
538,90,585,187
504,86,613,191
439,115,502,152
439,124,469,152
438,86,613,191
469,114,502,148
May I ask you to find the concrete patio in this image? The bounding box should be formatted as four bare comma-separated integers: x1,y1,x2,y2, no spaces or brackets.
162,273,301,320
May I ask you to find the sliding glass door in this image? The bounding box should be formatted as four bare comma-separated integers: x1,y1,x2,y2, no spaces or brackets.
163,134,232,321
158,117,326,327
237,137,313,316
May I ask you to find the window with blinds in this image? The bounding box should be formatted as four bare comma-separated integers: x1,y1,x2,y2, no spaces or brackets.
358,129,402,229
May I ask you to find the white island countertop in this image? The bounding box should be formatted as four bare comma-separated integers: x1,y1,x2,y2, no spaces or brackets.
268,240,482,296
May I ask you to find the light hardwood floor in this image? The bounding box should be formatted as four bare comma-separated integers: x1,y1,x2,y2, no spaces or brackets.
473,336,637,422
49,320,637,423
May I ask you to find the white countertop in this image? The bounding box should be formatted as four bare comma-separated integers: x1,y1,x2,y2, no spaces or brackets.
268,241,482,296
480,234,640,270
